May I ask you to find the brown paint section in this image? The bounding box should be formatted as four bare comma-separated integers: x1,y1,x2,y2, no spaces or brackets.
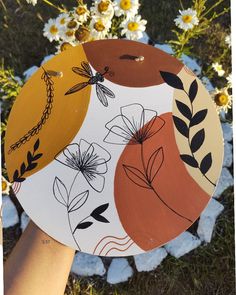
114,112,210,251
83,39,183,87
5,46,91,181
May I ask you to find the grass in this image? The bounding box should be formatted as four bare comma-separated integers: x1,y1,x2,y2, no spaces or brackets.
1,0,234,294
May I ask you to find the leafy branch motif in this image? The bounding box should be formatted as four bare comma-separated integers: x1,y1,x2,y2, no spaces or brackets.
104,103,193,223
160,71,215,187
8,68,57,154
53,139,111,250
12,138,43,182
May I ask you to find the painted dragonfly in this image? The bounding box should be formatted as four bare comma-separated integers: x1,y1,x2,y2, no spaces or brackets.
65,61,115,107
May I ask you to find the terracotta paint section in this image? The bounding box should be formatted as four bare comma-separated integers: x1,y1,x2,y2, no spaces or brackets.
114,112,210,251
83,39,183,87
5,46,91,181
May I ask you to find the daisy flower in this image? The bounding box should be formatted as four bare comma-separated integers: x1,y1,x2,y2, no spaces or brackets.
89,17,111,40
56,13,70,28
212,87,232,113
113,0,140,18
226,74,232,88
2,176,11,195
91,0,114,20
59,27,76,43
174,8,199,30
225,34,231,48
121,15,147,40
212,62,225,77
73,4,90,23
43,18,61,42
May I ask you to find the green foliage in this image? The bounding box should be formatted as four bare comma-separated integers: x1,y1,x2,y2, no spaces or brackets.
0,62,22,124
169,0,230,58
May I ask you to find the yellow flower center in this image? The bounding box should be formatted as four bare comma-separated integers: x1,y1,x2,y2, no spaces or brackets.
50,25,58,35
67,20,77,29
182,15,193,23
60,42,73,51
128,21,139,31
76,6,87,15
2,180,7,191
215,93,229,106
120,0,131,10
60,18,66,25
94,20,105,32
98,1,110,13
65,30,74,37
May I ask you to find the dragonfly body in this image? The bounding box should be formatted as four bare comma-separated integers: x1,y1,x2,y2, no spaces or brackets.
65,61,115,107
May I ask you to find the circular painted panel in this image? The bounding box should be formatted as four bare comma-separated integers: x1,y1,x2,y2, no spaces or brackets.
5,39,223,256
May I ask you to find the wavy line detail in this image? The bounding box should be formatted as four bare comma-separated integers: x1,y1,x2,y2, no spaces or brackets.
104,241,135,256
99,238,132,256
93,235,129,255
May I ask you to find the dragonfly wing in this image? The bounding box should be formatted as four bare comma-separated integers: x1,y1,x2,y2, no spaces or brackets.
65,82,88,95
97,83,115,98
72,67,91,78
81,61,93,77
96,84,108,107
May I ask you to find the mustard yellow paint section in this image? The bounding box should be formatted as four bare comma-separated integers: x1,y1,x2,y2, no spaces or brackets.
172,67,224,196
5,46,91,181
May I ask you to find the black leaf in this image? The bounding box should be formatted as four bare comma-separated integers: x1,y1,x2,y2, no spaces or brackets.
190,129,205,153
20,162,26,175
189,80,198,102
176,100,192,120
180,154,198,168
160,71,184,90
26,162,38,171
190,109,208,127
173,116,189,137
91,203,109,217
200,153,212,174
75,221,93,231
34,139,40,152
92,214,110,223
13,170,19,181
33,153,43,161
27,151,34,164
15,177,26,182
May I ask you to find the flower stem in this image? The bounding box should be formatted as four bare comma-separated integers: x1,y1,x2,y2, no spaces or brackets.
140,143,193,223
67,210,81,251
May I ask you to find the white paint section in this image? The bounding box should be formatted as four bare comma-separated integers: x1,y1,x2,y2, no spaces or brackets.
15,72,174,256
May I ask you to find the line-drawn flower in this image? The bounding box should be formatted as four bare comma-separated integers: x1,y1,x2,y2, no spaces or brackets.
104,103,165,145
55,139,111,192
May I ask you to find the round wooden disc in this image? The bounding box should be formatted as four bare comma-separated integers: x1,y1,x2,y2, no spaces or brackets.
5,39,223,256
